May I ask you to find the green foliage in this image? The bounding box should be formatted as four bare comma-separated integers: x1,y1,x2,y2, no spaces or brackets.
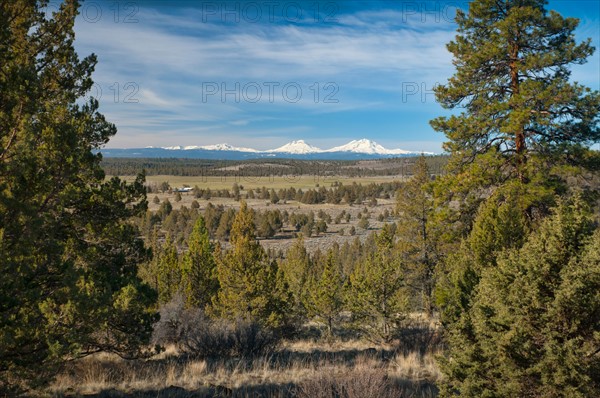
432,3,600,393
430,0,600,242
280,236,314,319
155,237,181,304
347,225,406,342
396,155,443,314
432,0,599,184
180,217,218,310
213,202,292,329
307,252,345,335
0,1,157,392
440,198,600,397
436,182,535,325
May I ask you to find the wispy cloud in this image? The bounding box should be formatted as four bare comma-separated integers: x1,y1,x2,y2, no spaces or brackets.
73,1,598,153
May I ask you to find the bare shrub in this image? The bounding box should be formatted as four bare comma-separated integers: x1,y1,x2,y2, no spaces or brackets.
152,295,280,359
182,317,281,359
395,320,443,356
298,366,401,398
151,294,204,346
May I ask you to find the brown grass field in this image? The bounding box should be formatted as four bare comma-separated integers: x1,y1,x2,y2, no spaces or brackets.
49,337,441,397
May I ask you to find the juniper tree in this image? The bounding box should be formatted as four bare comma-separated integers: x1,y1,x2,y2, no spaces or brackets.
347,225,405,343
180,217,218,310
439,197,600,397
155,236,181,304
213,202,292,329
396,155,443,315
280,235,313,318
308,251,344,336
0,0,156,392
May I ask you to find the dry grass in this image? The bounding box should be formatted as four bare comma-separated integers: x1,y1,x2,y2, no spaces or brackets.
48,339,441,397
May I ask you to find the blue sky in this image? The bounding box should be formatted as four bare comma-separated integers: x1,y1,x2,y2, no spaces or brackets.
66,0,600,152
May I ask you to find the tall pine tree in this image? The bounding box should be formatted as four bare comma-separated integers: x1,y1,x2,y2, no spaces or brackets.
431,0,599,220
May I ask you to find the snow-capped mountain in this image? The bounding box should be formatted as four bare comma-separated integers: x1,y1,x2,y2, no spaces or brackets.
268,140,322,154
325,139,414,155
165,143,258,152
100,138,431,160
164,139,418,155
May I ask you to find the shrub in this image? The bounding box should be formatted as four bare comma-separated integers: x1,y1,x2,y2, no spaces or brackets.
298,366,401,398
182,317,280,359
152,296,281,359
395,320,443,356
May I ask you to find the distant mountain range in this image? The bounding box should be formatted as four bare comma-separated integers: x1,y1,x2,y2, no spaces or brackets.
100,139,433,160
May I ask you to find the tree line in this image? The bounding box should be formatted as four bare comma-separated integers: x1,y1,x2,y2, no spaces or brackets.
101,156,450,178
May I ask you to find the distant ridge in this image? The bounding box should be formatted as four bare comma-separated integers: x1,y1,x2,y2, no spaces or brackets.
161,138,429,155
101,139,434,160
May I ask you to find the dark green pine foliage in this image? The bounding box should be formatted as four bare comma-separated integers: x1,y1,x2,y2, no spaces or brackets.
435,184,530,325
439,197,600,397
308,251,345,336
0,0,157,392
347,225,405,343
180,216,218,310
213,202,292,329
154,236,181,305
396,155,443,315
431,0,600,220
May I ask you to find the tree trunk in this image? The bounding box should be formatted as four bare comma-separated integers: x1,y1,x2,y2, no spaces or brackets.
510,39,527,182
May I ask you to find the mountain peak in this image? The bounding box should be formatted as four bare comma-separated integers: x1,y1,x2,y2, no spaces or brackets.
162,138,426,156
269,140,322,154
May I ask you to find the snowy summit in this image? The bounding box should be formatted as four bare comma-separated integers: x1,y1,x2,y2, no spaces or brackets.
325,139,414,155
160,138,427,155
268,140,323,154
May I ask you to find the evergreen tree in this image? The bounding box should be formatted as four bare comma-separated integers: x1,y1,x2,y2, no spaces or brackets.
396,155,442,314
155,237,181,304
347,225,405,342
440,198,600,397
435,185,529,325
213,202,292,329
280,236,313,318
431,0,599,225
180,217,218,310
308,252,344,336
0,1,156,391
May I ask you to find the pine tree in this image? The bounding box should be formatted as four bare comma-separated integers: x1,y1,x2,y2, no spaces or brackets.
396,155,442,314
280,235,313,318
155,237,181,304
180,217,218,310
308,251,344,336
439,197,600,397
347,225,405,342
213,202,292,329
431,0,599,224
0,1,156,391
